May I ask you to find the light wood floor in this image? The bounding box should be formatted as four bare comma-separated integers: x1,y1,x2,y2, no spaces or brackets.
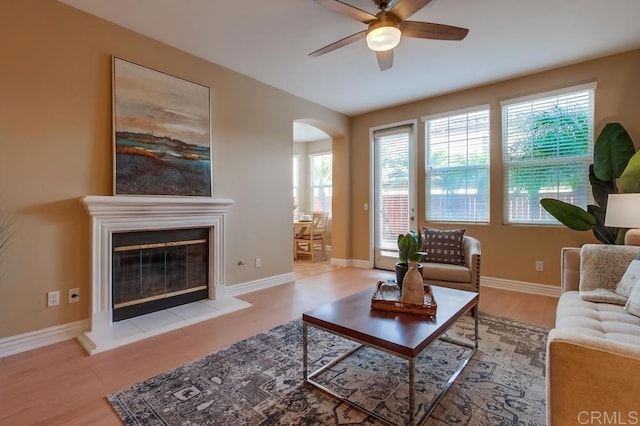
0,264,558,425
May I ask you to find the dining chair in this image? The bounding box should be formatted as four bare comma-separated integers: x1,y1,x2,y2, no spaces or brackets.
294,211,328,261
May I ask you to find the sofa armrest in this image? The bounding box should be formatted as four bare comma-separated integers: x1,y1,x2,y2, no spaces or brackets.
462,236,481,291
546,328,640,426
560,247,581,293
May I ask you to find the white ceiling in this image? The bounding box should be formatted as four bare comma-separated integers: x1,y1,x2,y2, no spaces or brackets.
59,0,640,117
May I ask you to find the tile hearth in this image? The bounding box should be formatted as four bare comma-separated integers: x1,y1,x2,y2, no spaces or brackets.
78,297,251,355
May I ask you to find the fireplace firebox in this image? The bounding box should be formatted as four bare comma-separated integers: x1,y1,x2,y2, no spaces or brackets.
112,228,209,321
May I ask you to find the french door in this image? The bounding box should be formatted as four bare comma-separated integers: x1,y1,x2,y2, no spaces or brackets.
372,121,417,271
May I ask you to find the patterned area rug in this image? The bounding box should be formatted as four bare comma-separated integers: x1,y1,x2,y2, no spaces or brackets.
108,314,548,425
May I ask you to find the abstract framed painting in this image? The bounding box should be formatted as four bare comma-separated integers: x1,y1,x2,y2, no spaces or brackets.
112,57,212,196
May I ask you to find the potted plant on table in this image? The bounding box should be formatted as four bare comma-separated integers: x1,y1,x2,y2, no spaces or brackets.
395,231,426,287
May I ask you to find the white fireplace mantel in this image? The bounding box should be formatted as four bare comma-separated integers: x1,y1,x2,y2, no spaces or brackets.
77,195,250,355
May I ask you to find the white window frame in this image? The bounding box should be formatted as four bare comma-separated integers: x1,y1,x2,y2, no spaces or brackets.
501,82,596,225
422,105,490,223
308,151,332,216
293,154,300,218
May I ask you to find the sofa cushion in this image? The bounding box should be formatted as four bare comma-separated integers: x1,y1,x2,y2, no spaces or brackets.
579,244,640,305
422,227,465,265
616,253,640,298
626,280,640,318
556,291,640,346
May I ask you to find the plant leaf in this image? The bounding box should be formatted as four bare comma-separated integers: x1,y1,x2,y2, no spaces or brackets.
593,122,636,181
540,198,595,231
588,204,617,244
589,164,616,209
619,150,640,193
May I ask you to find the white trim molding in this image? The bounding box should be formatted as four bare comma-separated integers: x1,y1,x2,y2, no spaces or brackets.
481,276,561,298
330,258,373,268
225,273,295,296
0,320,89,358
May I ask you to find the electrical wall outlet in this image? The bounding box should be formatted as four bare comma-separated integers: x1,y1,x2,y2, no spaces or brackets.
535,261,544,272
255,257,262,268
47,291,60,307
68,288,80,303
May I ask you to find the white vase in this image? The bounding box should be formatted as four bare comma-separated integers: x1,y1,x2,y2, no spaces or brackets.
401,261,424,304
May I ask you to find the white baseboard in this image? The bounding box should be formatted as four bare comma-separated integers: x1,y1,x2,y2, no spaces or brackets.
225,272,295,297
330,258,373,268
481,276,560,298
0,319,89,358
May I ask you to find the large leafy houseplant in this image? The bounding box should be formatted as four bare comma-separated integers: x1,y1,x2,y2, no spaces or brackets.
540,123,640,244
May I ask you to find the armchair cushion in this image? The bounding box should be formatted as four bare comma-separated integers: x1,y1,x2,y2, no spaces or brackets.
422,227,466,266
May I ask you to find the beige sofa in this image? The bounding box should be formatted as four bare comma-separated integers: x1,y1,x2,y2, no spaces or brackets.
546,245,640,425
421,235,481,293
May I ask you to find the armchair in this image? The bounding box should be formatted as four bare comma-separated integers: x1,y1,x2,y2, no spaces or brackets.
421,235,481,293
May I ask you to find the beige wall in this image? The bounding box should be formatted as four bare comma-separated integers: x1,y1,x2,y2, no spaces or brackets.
350,49,640,287
3,1,639,341
0,0,348,337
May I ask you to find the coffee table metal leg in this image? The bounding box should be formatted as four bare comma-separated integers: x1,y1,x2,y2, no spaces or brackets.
474,309,479,349
409,357,416,425
303,322,308,382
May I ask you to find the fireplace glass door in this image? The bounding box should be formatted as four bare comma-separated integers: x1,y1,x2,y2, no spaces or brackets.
112,228,209,321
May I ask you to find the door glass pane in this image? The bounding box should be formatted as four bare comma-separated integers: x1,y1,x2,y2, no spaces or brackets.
375,132,410,250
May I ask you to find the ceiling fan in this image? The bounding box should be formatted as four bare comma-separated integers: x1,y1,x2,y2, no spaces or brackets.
309,0,468,71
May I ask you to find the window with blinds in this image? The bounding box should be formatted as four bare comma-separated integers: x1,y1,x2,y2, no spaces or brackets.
423,107,490,222
501,83,595,225
309,152,332,215
374,125,412,250
293,155,300,218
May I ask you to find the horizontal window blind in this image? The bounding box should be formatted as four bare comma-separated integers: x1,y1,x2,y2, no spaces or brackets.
424,107,490,222
502,85,594,224
374,126,412,250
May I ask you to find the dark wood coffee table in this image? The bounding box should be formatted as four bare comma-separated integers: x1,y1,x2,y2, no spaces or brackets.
302,285,479,426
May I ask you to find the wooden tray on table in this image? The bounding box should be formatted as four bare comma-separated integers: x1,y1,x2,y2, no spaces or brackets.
371,280,437,317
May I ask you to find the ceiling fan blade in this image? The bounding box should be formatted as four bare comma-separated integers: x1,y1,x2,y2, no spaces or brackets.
389,0,432,20
376,50,394,71
402,21,469,41
309,30,367,57
313,0,378,24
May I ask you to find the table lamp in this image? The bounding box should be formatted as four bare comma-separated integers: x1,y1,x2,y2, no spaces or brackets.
605,194,640,246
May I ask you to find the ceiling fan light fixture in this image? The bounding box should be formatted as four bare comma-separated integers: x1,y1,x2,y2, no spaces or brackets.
366,11,402,52
366,25,401,51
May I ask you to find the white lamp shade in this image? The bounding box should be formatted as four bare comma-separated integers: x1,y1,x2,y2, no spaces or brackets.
604,194,640,228
366,26,401,51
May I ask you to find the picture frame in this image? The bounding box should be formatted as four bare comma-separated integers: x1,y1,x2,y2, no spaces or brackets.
112,57,212,196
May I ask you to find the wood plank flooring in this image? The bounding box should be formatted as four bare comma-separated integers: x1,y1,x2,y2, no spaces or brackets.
0,264,557,425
